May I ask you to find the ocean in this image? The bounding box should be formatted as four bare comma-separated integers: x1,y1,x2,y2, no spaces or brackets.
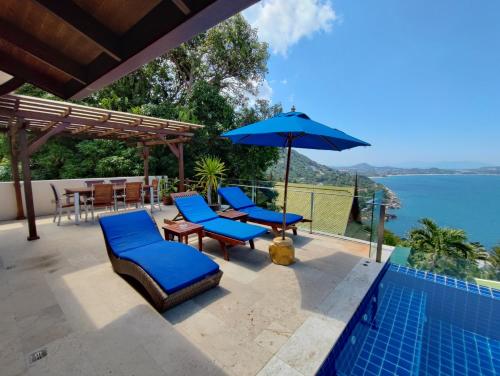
372,175,500,249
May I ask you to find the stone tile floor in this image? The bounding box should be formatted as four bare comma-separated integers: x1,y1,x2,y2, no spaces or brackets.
0,206,380,376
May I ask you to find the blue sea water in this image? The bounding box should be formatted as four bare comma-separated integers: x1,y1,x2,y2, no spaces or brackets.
373,175,500,249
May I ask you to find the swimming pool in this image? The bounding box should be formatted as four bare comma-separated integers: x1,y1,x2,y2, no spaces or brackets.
317,263,500,376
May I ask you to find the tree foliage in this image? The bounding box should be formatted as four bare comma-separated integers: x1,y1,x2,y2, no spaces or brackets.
407,218,490,280
484,246,500,280
2,14,278,182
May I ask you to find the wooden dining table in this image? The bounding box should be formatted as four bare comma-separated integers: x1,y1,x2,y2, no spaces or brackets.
64,184,153,224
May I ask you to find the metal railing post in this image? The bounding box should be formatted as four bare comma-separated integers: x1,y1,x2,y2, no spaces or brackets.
309,191,314,234
217,179,222,207
251,180,256,203
376,204,386,263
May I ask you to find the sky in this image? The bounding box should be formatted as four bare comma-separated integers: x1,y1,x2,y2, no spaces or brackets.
243,0,500,167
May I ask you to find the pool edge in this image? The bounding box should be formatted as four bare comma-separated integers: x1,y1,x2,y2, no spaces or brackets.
257,249,393,376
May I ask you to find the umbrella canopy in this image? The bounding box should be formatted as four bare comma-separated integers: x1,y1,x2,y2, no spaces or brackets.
223,112,370,150
222,111,370,240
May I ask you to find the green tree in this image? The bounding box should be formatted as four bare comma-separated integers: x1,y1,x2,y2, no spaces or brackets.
4,14,277,183
194,155,226,204
383,229,402,246
165,14,268,103
485,246,500,280
407,218,482,280
0,135,10,180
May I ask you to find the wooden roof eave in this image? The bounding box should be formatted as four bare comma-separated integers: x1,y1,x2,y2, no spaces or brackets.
0,0,258,99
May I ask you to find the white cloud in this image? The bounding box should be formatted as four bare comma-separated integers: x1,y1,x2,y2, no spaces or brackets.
244,0,337,56
247,79,273,106
280,79,288,85
258,79,273,101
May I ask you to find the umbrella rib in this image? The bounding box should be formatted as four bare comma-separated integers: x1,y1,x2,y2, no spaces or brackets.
319,135,342,151
237,134,251,143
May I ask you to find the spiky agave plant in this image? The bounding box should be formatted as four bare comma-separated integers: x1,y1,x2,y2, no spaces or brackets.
194,155,226,204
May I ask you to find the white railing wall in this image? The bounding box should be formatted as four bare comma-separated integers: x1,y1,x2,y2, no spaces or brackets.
0,176,147,221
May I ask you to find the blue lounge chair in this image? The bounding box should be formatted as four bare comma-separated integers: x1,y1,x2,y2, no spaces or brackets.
218,186,309,235
99,210,222,311
172,192,267,261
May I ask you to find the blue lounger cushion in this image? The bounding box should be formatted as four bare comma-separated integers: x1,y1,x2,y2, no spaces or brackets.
99,210,164,255
174,194,267,241
175,195,219,223
120,241,220,294
99,210,220,294
242,206,303,226
218,186,256,210
218,186,303,225
202,218,267,241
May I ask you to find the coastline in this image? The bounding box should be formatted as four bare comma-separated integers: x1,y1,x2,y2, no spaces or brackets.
369,173,500,178
371,174,500,248
384,187,400,210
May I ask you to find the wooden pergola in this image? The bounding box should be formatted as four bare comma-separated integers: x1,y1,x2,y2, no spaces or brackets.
0,93,203,240
0,0,259,241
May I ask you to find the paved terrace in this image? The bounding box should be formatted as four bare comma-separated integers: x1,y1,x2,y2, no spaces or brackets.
0,205,388,376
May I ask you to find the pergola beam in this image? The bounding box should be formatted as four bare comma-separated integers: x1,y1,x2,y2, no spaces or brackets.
17,120,39,241
178,143,185,192
28,122,69,156
167,143,179,159
7,124,24,220
32,0,123,61
0,22,88,84
0,108,194,138
142,137,189,146
142,146,150,184
164,142,185,191
40,121,58,132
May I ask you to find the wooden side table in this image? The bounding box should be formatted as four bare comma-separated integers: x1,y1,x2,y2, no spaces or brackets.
217,210,249,222
162,220,204,251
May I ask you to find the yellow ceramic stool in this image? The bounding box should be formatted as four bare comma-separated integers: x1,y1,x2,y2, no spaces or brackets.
268,237,295,265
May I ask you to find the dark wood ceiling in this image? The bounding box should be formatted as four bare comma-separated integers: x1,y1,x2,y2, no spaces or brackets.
0,0,258,99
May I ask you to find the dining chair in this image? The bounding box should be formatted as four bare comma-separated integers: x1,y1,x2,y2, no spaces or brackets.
117,182,144,209
84,180,104,188
109,178,127,185
110,179,127,206
50,183,87,225
150,178,162,211
83,180,104,207
89,184,114,221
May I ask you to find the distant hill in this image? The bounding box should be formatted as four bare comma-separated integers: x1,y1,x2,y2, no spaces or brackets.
267,150,381,194
336,163,500,177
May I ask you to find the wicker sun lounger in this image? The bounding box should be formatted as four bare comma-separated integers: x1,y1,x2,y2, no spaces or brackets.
99,210,222,311
218,186,310,235
172,192,267,261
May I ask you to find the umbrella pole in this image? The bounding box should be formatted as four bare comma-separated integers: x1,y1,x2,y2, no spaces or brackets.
282,136,292,240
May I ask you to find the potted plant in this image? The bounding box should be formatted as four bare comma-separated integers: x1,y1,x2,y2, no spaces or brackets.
194,155,226,207
159,176,179,205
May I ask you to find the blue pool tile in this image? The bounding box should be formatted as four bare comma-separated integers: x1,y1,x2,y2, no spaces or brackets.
467,283,479,293
492,289,500,300
351,365,364,376
445,278,456,287
478,285,492,297
425,273,435,282
436,275,446,285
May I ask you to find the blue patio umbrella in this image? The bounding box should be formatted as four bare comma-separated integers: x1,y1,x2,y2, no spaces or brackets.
222,111,370,239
